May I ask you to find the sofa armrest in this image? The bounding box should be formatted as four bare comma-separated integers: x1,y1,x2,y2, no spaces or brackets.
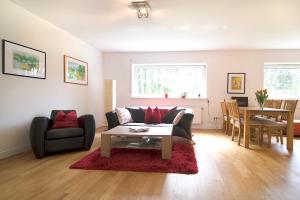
30,117,50,158
177,113,194,139
106,111,120,130
78,115,95,150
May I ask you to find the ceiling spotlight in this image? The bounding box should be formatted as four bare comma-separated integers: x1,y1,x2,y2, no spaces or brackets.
129,1,151,19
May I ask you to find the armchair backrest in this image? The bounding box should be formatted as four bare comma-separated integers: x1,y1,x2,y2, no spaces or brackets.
50,110,77,120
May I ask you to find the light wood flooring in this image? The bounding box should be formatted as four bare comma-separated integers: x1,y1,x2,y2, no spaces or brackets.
1,129,300,200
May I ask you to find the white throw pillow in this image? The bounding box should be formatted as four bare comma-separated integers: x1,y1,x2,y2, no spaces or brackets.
172,110,185,125
115,108,133,124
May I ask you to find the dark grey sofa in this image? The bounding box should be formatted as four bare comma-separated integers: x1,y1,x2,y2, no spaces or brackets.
30,110,95,158
105,107,194,140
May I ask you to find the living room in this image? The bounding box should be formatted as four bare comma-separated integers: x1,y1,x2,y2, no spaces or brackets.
1,0,300,199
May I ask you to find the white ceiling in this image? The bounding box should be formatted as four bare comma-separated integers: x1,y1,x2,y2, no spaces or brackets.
11,0,300,52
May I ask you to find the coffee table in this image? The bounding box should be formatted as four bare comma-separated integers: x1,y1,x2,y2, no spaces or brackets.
101,126,173,159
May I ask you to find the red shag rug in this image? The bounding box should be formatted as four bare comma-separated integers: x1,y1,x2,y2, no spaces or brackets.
70,144,198,174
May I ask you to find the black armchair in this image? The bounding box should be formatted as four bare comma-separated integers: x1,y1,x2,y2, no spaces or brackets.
30,110,95,158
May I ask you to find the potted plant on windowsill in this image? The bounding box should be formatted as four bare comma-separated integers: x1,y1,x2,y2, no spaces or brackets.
181,92,187,98
163,87,171,98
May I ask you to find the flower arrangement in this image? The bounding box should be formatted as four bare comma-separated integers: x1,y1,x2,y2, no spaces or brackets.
255,89,268,109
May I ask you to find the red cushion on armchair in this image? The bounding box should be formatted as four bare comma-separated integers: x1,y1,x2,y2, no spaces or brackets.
52,111,79,129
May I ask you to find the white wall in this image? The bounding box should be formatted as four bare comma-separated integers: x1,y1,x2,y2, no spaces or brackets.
0,0,104,159
103,50,300,129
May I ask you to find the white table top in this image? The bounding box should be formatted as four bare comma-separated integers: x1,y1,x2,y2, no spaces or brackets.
102,125,173,137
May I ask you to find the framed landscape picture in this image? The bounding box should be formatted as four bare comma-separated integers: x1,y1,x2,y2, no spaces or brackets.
2,40,46,79
227,73,246,94
64,55,88,85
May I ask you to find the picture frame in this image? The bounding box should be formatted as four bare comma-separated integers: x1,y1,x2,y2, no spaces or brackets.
64,55,88,85
227,73,246,94
2,40,46,79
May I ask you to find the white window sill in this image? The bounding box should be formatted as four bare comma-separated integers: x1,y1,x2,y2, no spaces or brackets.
131,97,208,100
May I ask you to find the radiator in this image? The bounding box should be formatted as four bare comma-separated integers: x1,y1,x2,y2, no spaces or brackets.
187,106,203,125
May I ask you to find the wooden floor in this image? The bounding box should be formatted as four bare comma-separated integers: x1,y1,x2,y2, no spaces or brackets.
1,129,300,200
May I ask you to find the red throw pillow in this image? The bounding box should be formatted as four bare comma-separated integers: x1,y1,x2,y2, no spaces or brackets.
144,107,153,124
152,107,161,123
52,111,79,129
159,108,169,119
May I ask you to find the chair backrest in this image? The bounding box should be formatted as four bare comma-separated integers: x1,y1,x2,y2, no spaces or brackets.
226,100,240,123
264,99,273,108
226,101,234,119
271,100,282,109
231,100,240,122
281,100,298,120
220,100,228,117
50,110,77,120
283,100,298,112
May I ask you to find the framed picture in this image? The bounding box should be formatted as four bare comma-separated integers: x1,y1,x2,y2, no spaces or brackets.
227,73,246,94
2,40,46,79
64,55,88,85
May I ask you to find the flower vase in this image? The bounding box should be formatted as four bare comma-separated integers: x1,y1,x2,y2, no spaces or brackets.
258,101,265,110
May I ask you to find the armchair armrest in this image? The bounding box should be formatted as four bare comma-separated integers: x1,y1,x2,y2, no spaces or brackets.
30,117,50,158
78,115,95,150
177,113,194,139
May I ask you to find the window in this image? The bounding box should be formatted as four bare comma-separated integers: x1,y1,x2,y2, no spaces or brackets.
131,63,207,98
264,63,300,99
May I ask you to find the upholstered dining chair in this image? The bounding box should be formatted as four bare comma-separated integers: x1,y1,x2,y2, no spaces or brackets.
226,100,235,136
30,110,96,158
230,100,263,145
264,99,273,108
271,100,283,109
262,100,298,146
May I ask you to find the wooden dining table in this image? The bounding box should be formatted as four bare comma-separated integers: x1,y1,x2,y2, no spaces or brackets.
239,107,294,151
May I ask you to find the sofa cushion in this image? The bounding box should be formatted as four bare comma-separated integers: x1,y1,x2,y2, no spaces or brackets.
152,107,161,123
52,111,79,129
126,107,145,123
116,108,133,124
46,128,83,140
173,110,185,125
162,107,185,124
145,106,153,124
106,111,120,130
159,108,169,119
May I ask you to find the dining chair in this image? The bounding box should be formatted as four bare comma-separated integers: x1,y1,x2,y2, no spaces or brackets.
262,100,298,146
220,100,228,134
264,99,273,108
230,100,263,145
281,100,298,121
226,100,235,136
271,100,283,109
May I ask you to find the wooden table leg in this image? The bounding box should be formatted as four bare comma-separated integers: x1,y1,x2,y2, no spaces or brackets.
287,111,294,151
243,109,250,148
101,133,111,157
162,136,172,160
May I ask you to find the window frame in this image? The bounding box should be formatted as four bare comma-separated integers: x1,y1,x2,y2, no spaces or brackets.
131,63,208,99
264,62,300,99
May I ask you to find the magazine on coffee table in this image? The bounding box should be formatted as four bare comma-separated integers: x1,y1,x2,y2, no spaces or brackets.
129,127,149,133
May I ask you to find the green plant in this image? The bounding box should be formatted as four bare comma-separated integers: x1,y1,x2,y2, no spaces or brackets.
255,89,268,109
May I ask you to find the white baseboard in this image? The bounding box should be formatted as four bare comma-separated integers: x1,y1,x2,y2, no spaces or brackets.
192,124,222,129
0,145,30,159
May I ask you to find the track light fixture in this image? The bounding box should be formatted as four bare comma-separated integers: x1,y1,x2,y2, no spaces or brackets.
129,1,151,19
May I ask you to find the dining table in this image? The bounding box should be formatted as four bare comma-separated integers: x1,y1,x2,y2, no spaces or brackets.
239,107,294,151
